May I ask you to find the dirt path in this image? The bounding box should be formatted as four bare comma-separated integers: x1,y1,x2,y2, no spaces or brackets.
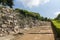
17,34,54,40
14,25,55,40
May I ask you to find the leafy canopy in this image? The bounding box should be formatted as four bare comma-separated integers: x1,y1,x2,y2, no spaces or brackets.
0,0,14,8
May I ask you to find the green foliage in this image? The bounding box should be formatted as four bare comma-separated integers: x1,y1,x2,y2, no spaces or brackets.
40,17,50,21
52,20,60,37
6,0,14,8
15,8,41,20
0,0,13,8
15,8,50,21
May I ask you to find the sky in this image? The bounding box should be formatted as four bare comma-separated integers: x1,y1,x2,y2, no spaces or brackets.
13,0,60,19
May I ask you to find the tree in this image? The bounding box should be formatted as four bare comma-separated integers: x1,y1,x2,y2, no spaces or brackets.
44,17,48,21
0,0,14,8
6,0,14,8
0,0,2,4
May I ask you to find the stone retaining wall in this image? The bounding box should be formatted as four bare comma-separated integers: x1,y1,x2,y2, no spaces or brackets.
0,7,51,36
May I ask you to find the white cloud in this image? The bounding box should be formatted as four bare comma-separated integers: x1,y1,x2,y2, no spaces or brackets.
54,12,60,17
43,0,50,3
15,0,50,8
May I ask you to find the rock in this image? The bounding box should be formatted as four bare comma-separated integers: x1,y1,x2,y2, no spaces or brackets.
2,24,7,28
14,20,17,23
9,15,13,18
8,30,15,34
0,34,4,37
7,20,13,25
24,27,30,30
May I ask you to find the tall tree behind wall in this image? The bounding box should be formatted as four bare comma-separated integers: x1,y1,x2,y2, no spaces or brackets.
0,0,14,8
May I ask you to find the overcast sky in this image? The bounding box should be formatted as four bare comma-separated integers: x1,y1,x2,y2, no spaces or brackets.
13,0,60,18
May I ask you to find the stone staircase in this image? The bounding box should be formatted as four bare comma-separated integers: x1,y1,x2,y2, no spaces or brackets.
15,22,55,40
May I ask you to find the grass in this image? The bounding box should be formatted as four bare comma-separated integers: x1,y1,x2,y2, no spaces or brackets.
52,20,60,37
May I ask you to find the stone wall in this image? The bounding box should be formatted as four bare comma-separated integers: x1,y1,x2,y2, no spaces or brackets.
0,7,50,36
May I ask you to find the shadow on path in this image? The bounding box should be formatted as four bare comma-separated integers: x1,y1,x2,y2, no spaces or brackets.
51,21,58,40
29,33,53,34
